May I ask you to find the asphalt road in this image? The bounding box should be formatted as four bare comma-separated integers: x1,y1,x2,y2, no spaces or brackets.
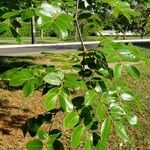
0,39,150,56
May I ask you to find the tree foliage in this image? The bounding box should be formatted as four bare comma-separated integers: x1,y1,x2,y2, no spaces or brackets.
130,1,150,38
0,0,146,149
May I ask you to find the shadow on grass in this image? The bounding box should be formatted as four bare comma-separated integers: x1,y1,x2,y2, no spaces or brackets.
0,115,29,135
0,99,30,135
0,56,36,74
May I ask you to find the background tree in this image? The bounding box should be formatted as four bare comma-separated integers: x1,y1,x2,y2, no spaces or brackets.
130,1,150,38
102,0,150,39
0,0,44,43
111,15,130,39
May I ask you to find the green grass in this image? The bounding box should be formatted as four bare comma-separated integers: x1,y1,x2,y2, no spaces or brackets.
0,37,65,44
0,35,149,44
122,63,150,149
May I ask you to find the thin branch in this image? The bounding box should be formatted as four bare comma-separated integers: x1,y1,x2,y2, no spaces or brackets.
75,0,86,51
75,0,87,73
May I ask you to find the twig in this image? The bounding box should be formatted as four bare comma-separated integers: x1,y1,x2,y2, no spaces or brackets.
75,0,86,51
75,0,87,72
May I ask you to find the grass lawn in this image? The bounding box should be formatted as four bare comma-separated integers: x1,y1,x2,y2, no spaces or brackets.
0,46,150,149
0,37,65,45
0,35,150,44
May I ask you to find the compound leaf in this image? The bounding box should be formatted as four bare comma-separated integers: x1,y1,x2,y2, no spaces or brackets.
71,124,85,149
63,111,79,129
26,139,43,150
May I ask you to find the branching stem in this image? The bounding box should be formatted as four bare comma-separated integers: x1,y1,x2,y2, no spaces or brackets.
75,0,87,71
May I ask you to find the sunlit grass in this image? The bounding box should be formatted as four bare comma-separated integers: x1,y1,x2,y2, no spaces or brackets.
0,35,149,44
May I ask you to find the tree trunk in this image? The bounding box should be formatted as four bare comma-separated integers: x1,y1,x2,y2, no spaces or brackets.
31,4,36,44
75,26,78,41
123,27,128,39
115,33,119,39
123,32,126,39
140,30,145,39
41,30,44,40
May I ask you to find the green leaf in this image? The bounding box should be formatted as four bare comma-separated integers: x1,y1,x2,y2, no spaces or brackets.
102,92,117,104
37,129,48,140
36,3,74,39
37,16,53,29
42,113,52,123
55,14,74,31
109,103,125,119
98,68,109,77
127,43,140,56
125,64,140,79
21,8,35,21
36,3,61,17
79,69,92,77
96,140,106,150
95,82,102,93
84,90,97,106
0,8,4,17
127,115,137,125
113,7,119,17
96,102,105,121
84,138,93,150
103,38,114,51
119,51,136,60
115,122,130,142
0,23,9,34
109,1,139,20
1,68,18,80
71,124,85,149
9,70,33,87
43,71,64,86
44,88,58,111
10,27,21,43
11,19,22,28
72,96,84,107
49,129,62,142
2,11,20,18
23,80,34,97
56,70,64,80
27,118,43,137
53,140,64,150
59,91,73,112
33,77,43,87
114,64,122,79
26,139,43,150
46,142,54,150
64,76,80,90
92,132,100,146
101,118,111,142
9,76,26,87
80,106,93,126
98,80,107,93
79,12,92,20
63,111,79,129
46,140,64,150
121,91,134,101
